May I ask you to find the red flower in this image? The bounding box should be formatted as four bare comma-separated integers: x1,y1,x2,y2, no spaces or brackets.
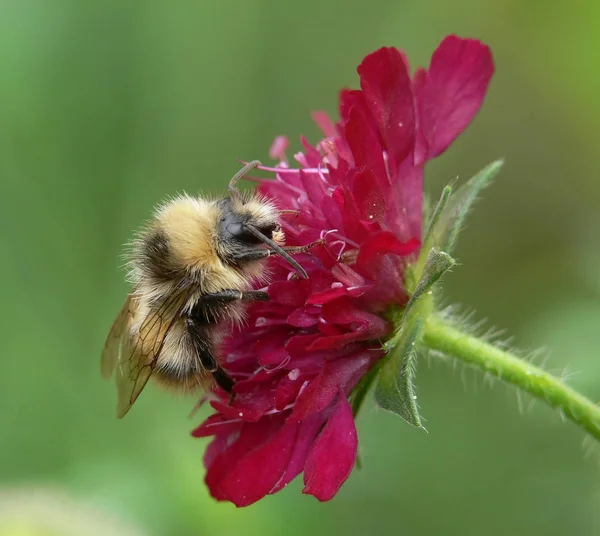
193,35,494,506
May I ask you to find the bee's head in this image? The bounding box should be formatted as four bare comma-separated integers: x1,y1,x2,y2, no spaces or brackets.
217,197,307,278
222,207,282,243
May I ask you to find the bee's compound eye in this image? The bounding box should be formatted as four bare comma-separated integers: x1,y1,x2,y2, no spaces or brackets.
227,222,262,244
226,222,244,237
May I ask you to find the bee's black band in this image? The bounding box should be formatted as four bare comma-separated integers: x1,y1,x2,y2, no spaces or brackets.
139,230,180,283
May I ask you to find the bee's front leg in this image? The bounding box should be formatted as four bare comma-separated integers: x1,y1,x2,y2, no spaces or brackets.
189,289,269,325
197,289,269,304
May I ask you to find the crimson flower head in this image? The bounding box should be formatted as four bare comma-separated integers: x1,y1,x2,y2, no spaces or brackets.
193,35,494,507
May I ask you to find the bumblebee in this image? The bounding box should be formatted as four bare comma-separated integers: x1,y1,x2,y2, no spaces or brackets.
101,161,312,417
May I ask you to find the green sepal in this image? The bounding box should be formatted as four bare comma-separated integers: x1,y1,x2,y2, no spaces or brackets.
422,184,453,249
423,160,503,256
410,248,456,304
375,248,456,426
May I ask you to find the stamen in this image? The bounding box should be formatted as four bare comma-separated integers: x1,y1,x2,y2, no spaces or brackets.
248,164,330,175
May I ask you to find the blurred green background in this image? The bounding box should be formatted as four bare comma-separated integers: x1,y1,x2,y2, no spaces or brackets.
1,1,600,535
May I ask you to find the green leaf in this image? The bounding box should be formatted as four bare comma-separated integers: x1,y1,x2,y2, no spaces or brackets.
425,160,503,255
375,318,424,427
375,248,456,427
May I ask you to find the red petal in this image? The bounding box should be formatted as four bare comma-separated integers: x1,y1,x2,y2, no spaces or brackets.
287,306,319,328
320,193,345,233
298,169,330,212
269,136,289,161
258,347,288,367
210,400,265,423
339,89,362,125
192,413,240,438
323,296,389,331
312,111,336,138
275,371,305,410
292,353,370,420
357,232,420,266
341,93,387,184
299,135,323,167
332,186,371,243
357,47,415,174
330,263,368,288
303,396,358,501
205,416,282,501
286,333,321,356
270,413,325,493
306,296,389,350
306,285,352,305
412,67,430,164
351,167,387,224
383,158,424,242
416,35,494,161
332,127,355,170
307,333,361,351
217,418,299,507
268,279,310,307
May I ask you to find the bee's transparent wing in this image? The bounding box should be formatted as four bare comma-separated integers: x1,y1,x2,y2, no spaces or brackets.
102,289,190,418
101,294,134,380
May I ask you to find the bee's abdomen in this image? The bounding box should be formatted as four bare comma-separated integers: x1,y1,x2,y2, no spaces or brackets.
153,319,234,393
153,363,204,390
153,321,213,391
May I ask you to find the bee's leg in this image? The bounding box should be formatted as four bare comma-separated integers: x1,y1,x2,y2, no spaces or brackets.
189,290,269,326
279,209,300,217
239,290,270,301
212,367,235,394
197,289,270,305
186,316,236,397
232,250,271,263
280,239,324,254
186,318,218,368
232,239,324,264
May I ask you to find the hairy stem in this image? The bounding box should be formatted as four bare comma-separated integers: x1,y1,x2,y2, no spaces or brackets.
422,315,600,441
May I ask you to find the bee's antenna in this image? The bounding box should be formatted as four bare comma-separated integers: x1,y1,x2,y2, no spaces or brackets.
229,160,262,204
244,224,309,279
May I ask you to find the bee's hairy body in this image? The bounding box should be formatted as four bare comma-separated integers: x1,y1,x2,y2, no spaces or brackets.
129,195,282,391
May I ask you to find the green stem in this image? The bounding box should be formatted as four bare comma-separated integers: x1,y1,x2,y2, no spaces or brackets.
422,315,600,441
